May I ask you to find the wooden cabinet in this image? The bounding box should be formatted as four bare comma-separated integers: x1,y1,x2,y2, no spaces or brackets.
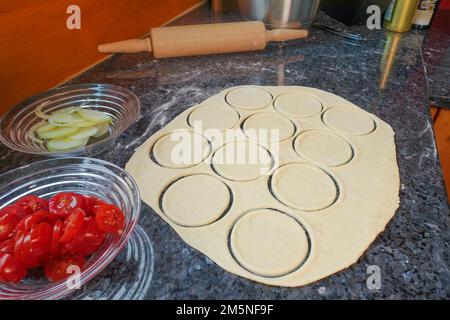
431,106,450,199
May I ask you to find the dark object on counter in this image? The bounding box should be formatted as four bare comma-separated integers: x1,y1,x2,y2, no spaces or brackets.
312,23,367,41
320,0,391,25
413,0,441,29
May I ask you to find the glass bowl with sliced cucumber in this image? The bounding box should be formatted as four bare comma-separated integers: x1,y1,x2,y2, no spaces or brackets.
0,84,140,157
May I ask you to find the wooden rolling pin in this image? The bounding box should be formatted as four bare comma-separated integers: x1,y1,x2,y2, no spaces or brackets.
98,21,308,59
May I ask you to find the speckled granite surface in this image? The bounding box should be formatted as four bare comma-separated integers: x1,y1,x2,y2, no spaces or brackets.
0,5,449,299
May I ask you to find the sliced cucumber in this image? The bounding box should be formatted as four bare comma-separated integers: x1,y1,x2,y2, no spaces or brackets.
31,104,113,152
37,126,79,139
74,121,98,128
92,123,110,138
76,109,111,123
49,112,76,126
68,113,96,127
52,107,80,115
36,123,56,134
28,121,47,144
69,127,98,140
35,101,51,119
47,138,89,151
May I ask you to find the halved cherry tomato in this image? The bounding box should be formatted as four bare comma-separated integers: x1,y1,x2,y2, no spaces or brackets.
95,204,125,234
49,192,86,218
0,204,27,220
0,192,126,284
62,217,106,256
0,252,27,283
14,222,52,268
84,196,107,216
0,213,19,242
44,255,85,282
58,208,85,243
0,239,13,254
15,210,49,233
15,195,49,215
50,220,64,256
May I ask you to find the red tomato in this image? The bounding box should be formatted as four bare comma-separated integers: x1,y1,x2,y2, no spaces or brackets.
58,208,85,243
48,192,86,218
84,196,107,216
95,204,125,234
14,222,52,268
15,210,49,232
62,217,106,256
0,239,13,254
0,252,27,283
44,255,85,282
50,220,64,256
0,204,27,220
0,213,19,242
15,195,48,215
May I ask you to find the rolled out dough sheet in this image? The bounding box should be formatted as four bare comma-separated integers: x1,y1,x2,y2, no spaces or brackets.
126,86,400,287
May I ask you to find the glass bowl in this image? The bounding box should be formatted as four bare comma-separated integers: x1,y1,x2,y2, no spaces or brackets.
0,84,140,157
0,157,141,300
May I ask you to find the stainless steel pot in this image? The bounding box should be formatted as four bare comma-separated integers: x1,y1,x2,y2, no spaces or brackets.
237,0,321,29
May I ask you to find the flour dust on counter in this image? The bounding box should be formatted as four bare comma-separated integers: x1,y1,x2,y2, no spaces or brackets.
125,85,400,287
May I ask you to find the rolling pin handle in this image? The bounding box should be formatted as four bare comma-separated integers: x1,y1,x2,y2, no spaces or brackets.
98,38,152,53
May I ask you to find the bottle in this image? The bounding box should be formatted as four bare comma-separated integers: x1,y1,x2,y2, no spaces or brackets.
383,0,420,32
413,0,440,29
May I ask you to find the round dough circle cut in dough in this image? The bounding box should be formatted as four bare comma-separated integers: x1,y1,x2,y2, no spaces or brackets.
271,163,338,211
230,209,309,277
226,87,273,110
162,175,231,227
243,113,295,142
189,104,240,130
212,141,273,181
152,131,211,168
294,130,353,166
323,106,375,135
274,92,323,118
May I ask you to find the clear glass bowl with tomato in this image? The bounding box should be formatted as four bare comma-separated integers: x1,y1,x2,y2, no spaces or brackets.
0,157,141,299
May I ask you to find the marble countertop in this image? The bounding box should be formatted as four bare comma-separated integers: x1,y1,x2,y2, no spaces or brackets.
1,4,449,299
